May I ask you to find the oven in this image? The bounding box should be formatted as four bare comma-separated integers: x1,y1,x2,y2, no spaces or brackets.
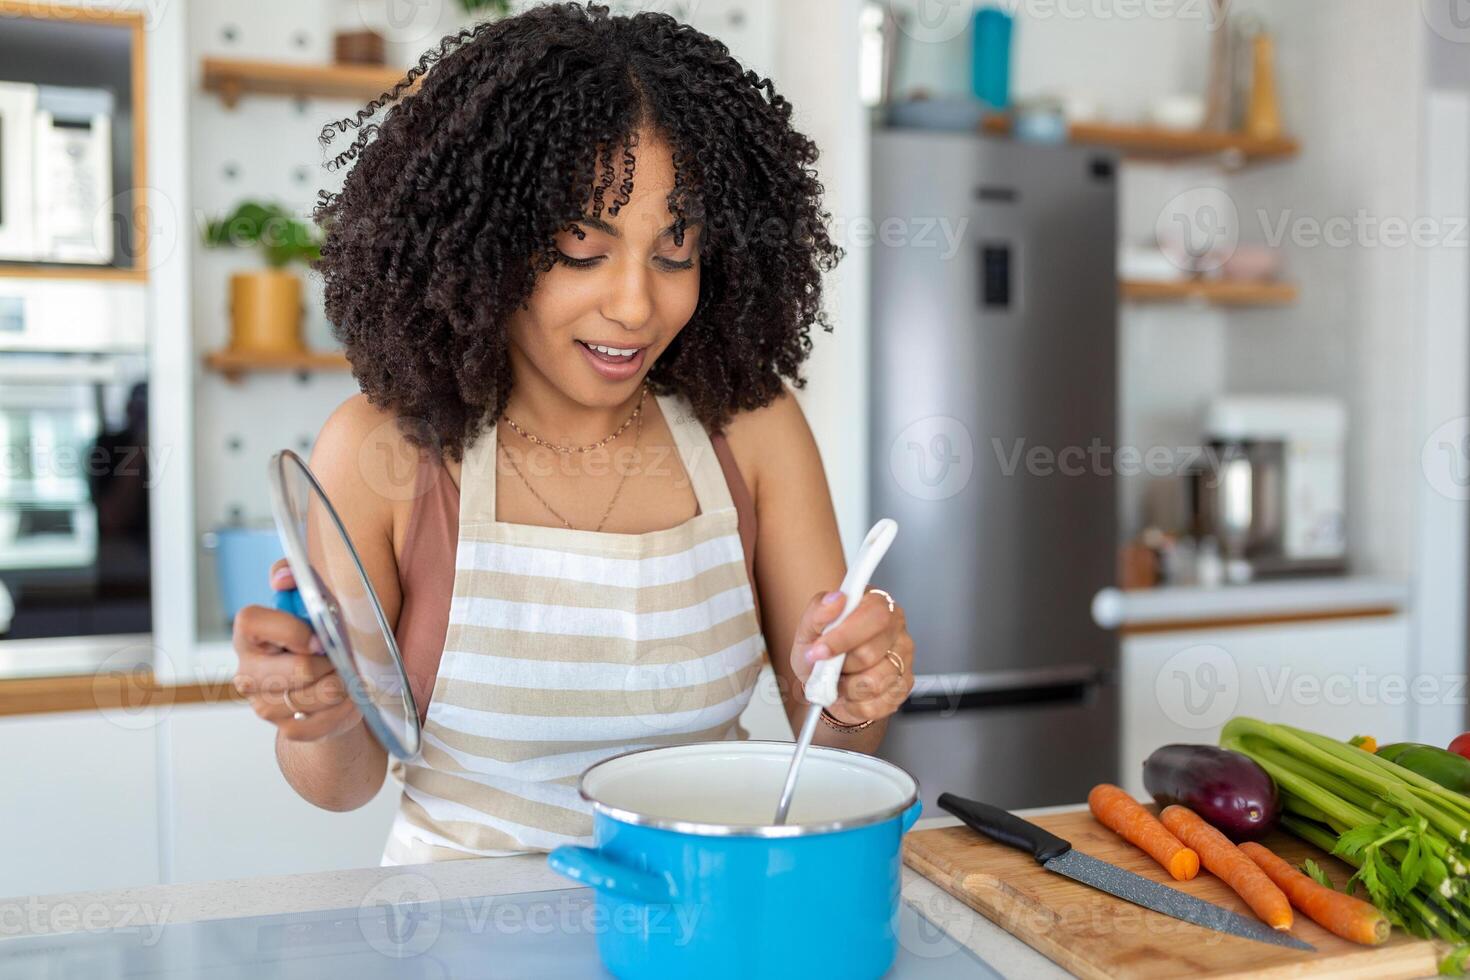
0,278,148,647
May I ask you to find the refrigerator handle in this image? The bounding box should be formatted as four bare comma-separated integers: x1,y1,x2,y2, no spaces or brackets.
899,665,1108,716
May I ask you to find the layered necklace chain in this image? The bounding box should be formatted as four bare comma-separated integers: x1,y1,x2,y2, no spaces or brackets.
503,386,647,454
498,386,647,532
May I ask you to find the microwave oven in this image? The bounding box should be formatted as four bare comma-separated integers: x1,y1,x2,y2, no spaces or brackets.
0,81,114,265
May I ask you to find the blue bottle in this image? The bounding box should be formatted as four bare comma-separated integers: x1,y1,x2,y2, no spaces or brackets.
972,6,1013,110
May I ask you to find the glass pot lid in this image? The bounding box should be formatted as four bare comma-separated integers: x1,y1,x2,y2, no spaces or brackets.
266,450,421,760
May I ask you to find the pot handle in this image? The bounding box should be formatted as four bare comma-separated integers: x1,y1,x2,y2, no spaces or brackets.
547,846,677,904
901,800,923,833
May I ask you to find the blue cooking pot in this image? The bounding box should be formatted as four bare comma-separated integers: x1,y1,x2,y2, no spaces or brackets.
547,740,921,980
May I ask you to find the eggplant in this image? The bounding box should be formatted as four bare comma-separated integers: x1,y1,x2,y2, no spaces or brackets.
1143,744,1279,842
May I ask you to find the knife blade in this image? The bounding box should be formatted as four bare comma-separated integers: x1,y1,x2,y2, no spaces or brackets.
938,793,1314,952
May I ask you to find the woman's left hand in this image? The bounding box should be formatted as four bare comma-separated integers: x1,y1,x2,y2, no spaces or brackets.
789,588,915,726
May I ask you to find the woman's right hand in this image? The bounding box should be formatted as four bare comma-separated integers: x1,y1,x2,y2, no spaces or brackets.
231,559,362,742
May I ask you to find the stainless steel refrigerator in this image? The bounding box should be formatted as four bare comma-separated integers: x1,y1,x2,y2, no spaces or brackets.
870,129,1119,810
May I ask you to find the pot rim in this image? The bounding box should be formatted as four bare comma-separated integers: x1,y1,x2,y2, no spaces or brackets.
578,739,920,839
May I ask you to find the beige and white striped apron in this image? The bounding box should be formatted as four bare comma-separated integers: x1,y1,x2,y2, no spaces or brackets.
382,394,765,863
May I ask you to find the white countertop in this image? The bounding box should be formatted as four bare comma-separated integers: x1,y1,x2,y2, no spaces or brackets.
0,812,1071,980
1092,576,1409,631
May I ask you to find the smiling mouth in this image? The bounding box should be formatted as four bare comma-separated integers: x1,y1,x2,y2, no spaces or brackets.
577,340,644,363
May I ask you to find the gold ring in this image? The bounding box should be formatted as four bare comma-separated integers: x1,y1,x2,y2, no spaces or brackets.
867,587,896,613
885,649,905,675
284,689,301,714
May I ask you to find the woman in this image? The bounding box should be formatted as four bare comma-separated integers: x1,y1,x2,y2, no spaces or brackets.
231,2,915,864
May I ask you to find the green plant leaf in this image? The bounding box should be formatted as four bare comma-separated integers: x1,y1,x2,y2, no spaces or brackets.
1301,859,1336,890
202,200,322,268
1442,944,1470,976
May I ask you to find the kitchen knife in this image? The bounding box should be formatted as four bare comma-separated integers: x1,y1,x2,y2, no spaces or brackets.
937,793,1314,952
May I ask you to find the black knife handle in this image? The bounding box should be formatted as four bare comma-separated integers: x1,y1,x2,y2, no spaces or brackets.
938,793,1072,864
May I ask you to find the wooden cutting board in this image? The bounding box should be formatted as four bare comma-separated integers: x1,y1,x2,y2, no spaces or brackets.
904,808,1443,979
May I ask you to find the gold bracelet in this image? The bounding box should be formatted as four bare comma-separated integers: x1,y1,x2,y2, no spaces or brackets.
819,707,875,733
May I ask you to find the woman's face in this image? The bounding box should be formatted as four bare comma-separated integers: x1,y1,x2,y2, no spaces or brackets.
505,129,701,411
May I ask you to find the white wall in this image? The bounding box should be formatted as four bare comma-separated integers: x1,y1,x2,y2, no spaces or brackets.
1225,0,1427,581
772,0,872,551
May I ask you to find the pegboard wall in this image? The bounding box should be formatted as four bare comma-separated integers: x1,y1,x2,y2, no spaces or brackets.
189,0,773,635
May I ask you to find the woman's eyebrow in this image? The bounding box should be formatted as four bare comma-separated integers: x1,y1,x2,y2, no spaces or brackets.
571,215,620,237
568,216,704,239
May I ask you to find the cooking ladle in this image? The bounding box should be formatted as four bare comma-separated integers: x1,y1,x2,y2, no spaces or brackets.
773,518,899,825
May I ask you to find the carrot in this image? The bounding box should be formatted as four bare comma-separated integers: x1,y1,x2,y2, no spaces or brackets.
1240,842,1390,945
1088,784,1200,881
1159,804,1293,931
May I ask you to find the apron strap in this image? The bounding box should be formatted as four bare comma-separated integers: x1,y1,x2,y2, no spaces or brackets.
658,393,734,515
458,417,500,525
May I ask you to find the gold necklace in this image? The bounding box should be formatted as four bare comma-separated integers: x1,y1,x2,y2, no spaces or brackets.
503,386,647,454
498,405,643,532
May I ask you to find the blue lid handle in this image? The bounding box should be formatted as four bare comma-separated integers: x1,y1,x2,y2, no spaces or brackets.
273,587,311,624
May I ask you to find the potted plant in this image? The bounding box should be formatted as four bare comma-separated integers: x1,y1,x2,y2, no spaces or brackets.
203,202,322,355
460,0,513,16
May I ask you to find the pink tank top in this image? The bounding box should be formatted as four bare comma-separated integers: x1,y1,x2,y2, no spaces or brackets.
392,431,759,723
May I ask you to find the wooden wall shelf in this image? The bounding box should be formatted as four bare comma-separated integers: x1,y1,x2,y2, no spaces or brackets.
1121,279,1299,307
0,263,147,283
202,57,405,108
981,115,1299,163
204,349,351,381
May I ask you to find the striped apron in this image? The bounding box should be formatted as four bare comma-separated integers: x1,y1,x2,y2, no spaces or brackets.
382,393,766,863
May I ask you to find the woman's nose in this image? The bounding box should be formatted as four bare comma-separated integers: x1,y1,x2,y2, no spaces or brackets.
601,257,654,331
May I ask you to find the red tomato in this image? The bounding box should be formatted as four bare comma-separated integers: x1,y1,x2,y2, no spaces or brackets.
1449,733,1470,760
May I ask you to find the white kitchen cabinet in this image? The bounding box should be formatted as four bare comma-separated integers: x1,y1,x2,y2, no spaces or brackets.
1118,615,1412,798
0,711,160,899
165,703,400,883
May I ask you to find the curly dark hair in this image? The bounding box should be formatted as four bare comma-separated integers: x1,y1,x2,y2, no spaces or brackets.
314,1,843,460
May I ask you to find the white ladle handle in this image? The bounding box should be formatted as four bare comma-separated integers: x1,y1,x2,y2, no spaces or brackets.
803,519,899,708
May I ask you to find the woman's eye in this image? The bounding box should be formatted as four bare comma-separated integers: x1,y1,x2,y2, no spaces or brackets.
654,254,696,271
556,251,604,268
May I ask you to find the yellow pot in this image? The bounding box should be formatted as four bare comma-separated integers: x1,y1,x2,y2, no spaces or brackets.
229,269,303,354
